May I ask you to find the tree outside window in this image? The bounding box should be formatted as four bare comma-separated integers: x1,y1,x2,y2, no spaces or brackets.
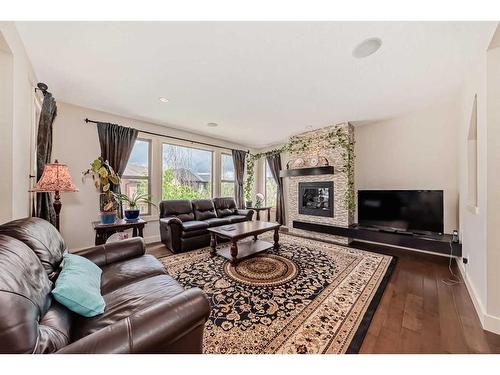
162,144,213,200
265,160,277,207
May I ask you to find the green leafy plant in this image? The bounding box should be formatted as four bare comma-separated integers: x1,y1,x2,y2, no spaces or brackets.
161,168,210,200
113,191,157,210
82,157,120,212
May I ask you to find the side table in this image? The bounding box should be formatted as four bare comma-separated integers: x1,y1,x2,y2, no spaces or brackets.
92,218,147,245
247,206,272,221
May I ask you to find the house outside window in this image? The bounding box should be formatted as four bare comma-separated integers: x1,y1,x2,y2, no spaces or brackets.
120,139,151,214
162,143,213,200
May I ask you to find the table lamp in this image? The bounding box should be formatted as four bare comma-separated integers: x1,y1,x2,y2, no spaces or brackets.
31,160,78,231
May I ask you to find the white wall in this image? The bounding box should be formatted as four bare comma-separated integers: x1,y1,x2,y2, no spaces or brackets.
52,102,249,250
354,99,459,234
486,43,500,330
0,22,38,221
456,51,489,328
0,34,13,223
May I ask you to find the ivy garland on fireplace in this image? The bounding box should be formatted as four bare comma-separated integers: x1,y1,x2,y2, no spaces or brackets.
244,124,356,211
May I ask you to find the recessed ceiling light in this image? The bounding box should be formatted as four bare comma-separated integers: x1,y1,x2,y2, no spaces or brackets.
159,97,169,103
207,122,218,128
352,37,382,59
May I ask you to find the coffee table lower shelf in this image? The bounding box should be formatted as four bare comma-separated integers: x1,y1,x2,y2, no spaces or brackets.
216,239,273,263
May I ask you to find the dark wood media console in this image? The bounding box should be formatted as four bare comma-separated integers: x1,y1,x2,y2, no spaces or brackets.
293,221,462,257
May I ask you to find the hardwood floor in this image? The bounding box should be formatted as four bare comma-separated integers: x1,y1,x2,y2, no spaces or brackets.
351,241,500,354
146,240,500,354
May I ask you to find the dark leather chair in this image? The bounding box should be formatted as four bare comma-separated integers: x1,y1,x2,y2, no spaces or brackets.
159,198,254,253
0,217,210,354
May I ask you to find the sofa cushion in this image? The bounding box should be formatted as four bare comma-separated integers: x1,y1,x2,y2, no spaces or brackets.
181,220,209,232
204,217,231,227
224,215,248,223
100,254,167,294
159,200,194,222
52,253,105,317
213,197,238,218
192,199,217,221
72,274,185,340
0,217,66,279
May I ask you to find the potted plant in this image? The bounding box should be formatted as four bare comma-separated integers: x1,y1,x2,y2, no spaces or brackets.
113,192,156,221
83,157,120,224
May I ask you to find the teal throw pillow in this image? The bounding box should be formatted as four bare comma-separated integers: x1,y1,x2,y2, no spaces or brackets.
52,253,105,317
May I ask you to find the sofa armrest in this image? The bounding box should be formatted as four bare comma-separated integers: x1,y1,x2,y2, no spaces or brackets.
159,216,183,226
237,209,254,221
72,237,146,267
56,288,210,354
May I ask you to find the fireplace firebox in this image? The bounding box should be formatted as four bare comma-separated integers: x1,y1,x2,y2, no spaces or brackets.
298,181,334,217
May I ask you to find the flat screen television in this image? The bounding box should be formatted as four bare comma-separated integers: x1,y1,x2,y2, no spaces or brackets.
357,190,444,234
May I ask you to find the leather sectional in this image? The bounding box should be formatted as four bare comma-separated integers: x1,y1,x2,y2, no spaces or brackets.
159,197,254,253
0,217,210,354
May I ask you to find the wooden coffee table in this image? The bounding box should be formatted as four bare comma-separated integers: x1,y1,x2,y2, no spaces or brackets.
208,221,281,264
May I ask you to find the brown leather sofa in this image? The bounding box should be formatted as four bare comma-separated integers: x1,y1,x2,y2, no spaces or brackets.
0,217,210,354
159,197,254,253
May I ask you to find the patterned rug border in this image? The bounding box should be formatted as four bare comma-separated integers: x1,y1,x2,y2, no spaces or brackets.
159,234,397,354
345,255,397,353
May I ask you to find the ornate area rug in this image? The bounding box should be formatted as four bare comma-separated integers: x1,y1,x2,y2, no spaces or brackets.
160,234,395,354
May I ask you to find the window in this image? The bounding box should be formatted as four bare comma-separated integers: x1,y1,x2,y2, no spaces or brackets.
221,153,235,198
162,143,213,199
121,139,151,214
265,161,277,207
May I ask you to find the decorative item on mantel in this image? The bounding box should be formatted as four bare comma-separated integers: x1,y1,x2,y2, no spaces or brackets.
286,156,329,169
82,157,120,225
30,160,79,231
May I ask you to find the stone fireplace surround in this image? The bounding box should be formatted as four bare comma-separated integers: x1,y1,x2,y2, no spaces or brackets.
282,123,354,245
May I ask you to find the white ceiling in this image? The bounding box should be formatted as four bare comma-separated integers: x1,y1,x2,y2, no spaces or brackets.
16,21,496,148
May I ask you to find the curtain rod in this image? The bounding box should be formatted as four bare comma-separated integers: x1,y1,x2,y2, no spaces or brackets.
84,118,248,153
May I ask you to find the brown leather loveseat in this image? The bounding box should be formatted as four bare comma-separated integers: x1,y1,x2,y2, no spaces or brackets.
0,217,210,354
159,197,254,253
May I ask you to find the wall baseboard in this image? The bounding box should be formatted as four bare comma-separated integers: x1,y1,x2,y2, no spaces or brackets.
457,261,500,334
143,235,161,244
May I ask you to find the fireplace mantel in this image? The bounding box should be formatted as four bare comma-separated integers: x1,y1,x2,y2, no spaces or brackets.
279,166,334,178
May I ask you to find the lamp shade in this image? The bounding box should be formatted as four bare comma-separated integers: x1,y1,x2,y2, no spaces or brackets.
31,160,79,193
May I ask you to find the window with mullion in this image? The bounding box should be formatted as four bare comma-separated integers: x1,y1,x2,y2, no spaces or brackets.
121,139,152,215
220,153,235,198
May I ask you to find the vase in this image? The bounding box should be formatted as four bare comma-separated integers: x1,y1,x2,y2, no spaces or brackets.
100,211,117,224
124,209,140,221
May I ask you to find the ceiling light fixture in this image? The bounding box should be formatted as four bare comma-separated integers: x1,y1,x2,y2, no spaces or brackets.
207,122,218,128
352,37,382,59
159,97,169,103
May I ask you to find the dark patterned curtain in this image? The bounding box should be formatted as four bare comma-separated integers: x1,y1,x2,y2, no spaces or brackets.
97,122,139,215
266,154,285,224
232,149,246,208
35,91,57,225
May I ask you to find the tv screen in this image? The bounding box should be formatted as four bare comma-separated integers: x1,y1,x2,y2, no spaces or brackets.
358,190,444,234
